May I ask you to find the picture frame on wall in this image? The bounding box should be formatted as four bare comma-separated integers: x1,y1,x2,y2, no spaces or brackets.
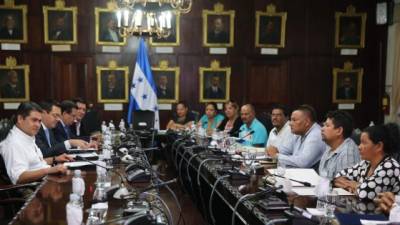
335,5,367,49
97,60,129,103
43,0,77,45
151,60,180,103
255,4,287,48
0,56,30,102
149,12,180,46
202,3,235,47
199,60,231,103
332,61,363,104
0,0,28,43
95,1,126,46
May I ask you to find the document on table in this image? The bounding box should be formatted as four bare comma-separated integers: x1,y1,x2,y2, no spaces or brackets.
70,152,98,158
292,187,354,196
267,168,321,187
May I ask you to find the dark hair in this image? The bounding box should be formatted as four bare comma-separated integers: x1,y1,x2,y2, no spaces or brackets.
271,104,289,117
39,100,61,113
206,102,218,112
73,98,86,105
326,110,354,138
60,100,77,114
176,101,189,110
363,123,400,156
296,104,317,122
16,102,43,120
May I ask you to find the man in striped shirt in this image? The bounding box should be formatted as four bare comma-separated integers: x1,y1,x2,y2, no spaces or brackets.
319,110,360,180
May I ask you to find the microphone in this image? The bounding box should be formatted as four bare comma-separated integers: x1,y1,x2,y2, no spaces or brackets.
122,178,177,199
272,174,312,187
74,156,125,183
236,130,255,143
0,181,41,192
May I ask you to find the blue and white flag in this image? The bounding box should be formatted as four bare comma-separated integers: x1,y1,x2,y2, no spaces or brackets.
127,38,159,129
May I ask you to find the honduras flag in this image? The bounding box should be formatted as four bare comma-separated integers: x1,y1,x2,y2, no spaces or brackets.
127,38,159,129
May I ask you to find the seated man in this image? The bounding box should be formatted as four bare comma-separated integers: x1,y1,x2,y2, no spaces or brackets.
266,105,325,168
0,102,71,184
54,100,80,142
266,104,294,148
238,104,267,147
71,98,90,138
36,100,89,158
319,110,360,180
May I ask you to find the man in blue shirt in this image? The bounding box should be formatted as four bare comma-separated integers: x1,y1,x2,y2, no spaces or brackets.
239,104,268,147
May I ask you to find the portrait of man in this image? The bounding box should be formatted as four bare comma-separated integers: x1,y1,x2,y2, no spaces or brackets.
154,72,175,100
335,6,366,48
96,10,125,45
101,71,125,100
44,6,77,44
0,69,26,100
202,6,235,47
332,63,363,103
336,74,357,100
202,71,227,100
258,16,281,45
0,7,27,43
150,13,179,46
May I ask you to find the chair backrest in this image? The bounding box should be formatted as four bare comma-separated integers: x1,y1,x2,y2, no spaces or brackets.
0,154,12,185
131,110,155,130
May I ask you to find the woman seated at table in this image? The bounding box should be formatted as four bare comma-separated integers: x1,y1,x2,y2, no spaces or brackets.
334,123,400,201
198,102,224,135
217,101,242,137
166,101,195,130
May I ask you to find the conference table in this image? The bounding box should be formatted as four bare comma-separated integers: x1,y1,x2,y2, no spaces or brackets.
7,131,387,225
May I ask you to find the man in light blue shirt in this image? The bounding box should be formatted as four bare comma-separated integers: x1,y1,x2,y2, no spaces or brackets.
239,104,268,147
267,105,325,168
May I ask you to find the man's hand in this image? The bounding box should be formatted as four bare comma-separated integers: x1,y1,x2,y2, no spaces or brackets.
374,192,395,214
266,146,279,158
69,139,90,149
55,153,73,163
47,164,67,175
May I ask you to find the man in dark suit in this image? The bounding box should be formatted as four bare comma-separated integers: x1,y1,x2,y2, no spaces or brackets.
49,15,72,41
204,75,224,99
156,75,174,99
207,17,229,44
70,98,92,141
260,20,280,45
337,76,356,100
0,14,22,40
0,70,24,98
36,100,89,157
100,17,122,42
102,73,123,99
54,100,78,143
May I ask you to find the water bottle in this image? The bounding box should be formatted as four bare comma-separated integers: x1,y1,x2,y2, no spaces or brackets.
66,193,83,225
369,121,375,126
109,120,115,131
72,170,85,206
119,119,126,132
389,196,400,222
101,121,107,134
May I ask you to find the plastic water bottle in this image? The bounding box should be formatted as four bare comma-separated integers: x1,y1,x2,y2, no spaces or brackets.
66,193,83,225
109,120,115,131
369,121,375,126
101,121,107,134
389,196,400,222
72,170,85,206
119,119,126,132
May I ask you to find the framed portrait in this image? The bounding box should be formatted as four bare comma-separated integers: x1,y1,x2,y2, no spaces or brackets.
202,3,235,47
43,0,77,44
97,60,129,103
255,4,287,48
0,0,27,43
335,5,367,48
332,61,363,104
0,57,30,102
150,12,180,46
199,60,231,103
95,2,126,46
151,60,180,103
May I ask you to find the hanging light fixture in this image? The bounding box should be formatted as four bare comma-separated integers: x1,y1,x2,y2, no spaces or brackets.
115,0,192,38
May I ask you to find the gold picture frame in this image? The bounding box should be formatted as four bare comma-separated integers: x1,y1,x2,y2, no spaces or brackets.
150,12,180,46
199,60,231,103
255,4,287,48
0,56,30,102
43,0,77,45
332,61,363,104
202,3,235,47
335,5,367,49
97,60,129,103
95,1,126,46
0,0,28,43
151,60,180,103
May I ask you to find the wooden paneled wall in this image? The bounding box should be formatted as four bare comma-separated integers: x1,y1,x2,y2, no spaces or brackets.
0,0,388,129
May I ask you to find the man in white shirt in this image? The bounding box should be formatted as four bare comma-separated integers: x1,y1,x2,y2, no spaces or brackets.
266,104,294,148
0,102,71,184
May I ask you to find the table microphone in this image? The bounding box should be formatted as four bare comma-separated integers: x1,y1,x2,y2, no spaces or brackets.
272,174,312,187
74,156,126,183
236,130,255,143
121,178,177,199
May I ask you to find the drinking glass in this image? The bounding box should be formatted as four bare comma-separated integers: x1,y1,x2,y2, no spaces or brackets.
325,189,338,218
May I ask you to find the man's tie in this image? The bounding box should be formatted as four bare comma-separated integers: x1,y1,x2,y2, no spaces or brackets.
44,129,52,147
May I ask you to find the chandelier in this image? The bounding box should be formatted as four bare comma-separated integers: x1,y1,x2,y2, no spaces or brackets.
115,0,192,38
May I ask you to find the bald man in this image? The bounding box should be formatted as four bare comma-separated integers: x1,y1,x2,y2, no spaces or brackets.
238,104,268,147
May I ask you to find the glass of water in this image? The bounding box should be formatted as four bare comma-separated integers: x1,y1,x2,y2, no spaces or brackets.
325,189,338,218
276,159,286,176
